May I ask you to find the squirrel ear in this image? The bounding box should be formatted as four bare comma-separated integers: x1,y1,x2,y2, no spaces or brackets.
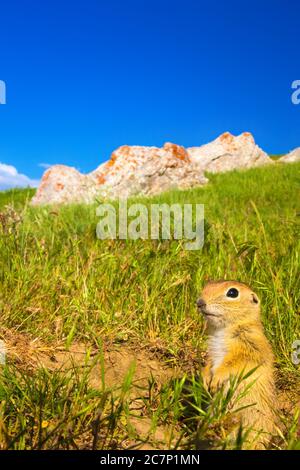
251,293,259,304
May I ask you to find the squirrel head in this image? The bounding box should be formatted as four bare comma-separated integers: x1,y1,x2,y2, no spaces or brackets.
197,280,261,329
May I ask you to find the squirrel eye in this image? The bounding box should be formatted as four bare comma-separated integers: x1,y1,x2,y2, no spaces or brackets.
226,288,239,298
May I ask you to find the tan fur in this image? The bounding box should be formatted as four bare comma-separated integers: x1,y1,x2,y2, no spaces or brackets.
197,280,278,449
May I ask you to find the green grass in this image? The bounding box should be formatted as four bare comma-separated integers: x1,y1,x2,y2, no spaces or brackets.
0,162,299,449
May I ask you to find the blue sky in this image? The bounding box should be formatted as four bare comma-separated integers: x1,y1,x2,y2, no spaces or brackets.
0,0,299,188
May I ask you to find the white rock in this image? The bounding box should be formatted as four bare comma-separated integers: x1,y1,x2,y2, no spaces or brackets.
31,132,273,205
187,132,272,173
279,148,300,163
31,165,93,205
91,142,208,199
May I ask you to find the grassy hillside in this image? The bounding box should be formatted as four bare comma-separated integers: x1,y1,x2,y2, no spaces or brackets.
0,162,299,450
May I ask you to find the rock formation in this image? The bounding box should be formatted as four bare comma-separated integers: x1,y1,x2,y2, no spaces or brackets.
31,132,273,205
279,148,300,163
31,165,93,205
187,132,271,172
89,142,208,200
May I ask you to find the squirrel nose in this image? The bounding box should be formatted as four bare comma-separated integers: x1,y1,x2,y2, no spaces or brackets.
197,298,206,309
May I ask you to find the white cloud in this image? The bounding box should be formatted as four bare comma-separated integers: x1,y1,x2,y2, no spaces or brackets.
38,163,53,169
0,163,40,190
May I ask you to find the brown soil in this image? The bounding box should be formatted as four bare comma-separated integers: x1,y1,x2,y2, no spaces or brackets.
1,327,300,448
1,327,183,449
40,343,183,449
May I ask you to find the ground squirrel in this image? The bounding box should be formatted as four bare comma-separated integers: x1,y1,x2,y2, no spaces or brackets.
197,280,278,448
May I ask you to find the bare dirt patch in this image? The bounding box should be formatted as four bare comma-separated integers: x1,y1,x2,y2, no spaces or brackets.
38,343,183,449
0,326,180,388
1,327,299,448
37,342,181,390
1,329,183,449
